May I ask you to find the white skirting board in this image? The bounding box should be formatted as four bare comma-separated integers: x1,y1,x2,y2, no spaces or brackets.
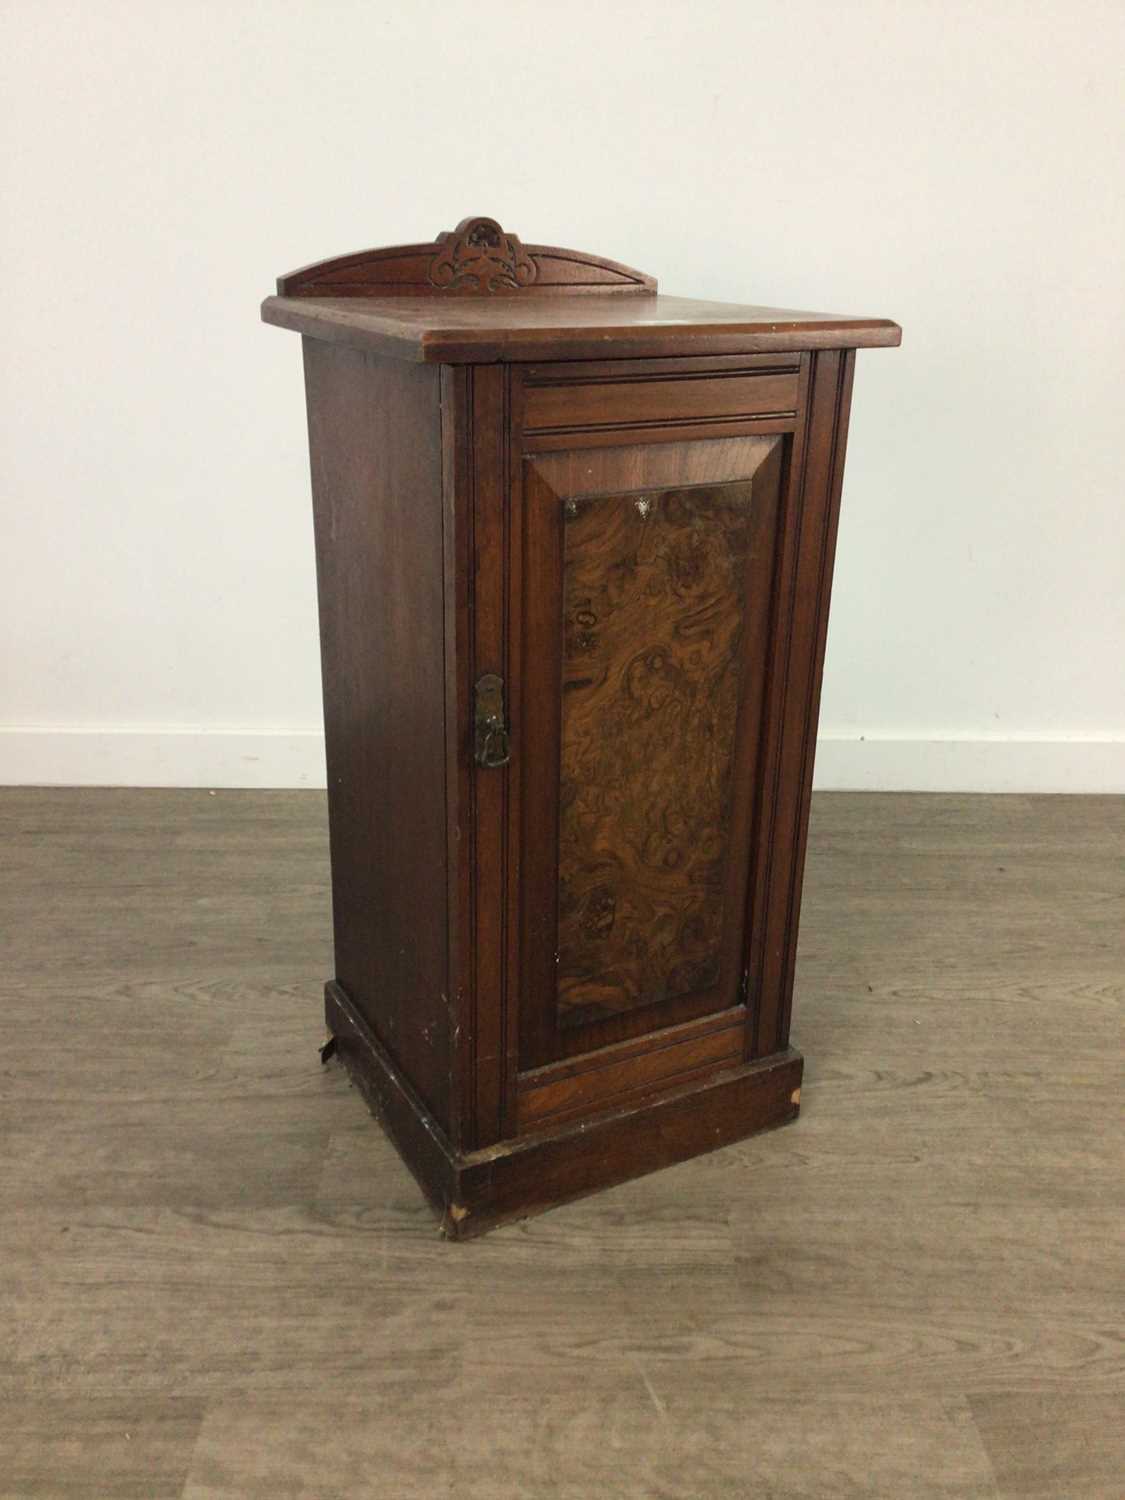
0,728,328,790
813,735,1125,794
0,727,1122,794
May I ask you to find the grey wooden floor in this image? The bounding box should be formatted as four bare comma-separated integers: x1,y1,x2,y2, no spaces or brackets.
0,789,1121,1498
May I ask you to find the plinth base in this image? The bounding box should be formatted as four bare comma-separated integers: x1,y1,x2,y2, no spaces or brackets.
325,980,803,1241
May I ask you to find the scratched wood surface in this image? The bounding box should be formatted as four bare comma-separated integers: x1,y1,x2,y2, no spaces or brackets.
1,788,1121,1498
557,482,754,1025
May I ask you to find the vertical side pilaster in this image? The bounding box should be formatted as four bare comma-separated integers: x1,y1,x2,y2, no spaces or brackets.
750,349,856,1057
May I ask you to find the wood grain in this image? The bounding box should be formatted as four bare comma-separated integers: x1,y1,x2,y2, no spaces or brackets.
557,482,756,1024
0,790,1122,1495
516,436,786,1068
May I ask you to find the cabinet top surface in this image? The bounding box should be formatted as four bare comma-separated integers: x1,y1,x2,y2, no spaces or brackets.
262,291,901,364
261,216,901,364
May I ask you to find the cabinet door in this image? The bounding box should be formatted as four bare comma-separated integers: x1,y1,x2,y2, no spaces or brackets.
516,434,786,1070
455,351,853,1146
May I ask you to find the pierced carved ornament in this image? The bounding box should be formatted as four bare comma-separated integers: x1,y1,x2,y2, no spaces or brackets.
429,217,538,293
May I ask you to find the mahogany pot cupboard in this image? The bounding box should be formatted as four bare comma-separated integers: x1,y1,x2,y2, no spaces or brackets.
261,217,900,1238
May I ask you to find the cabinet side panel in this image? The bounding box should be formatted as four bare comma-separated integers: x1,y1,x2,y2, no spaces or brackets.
302,338,451,1130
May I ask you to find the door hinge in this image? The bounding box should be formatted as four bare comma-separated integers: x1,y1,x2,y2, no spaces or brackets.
473,672,510,769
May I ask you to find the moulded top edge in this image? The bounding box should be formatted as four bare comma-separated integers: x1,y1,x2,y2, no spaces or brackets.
261,292,902,365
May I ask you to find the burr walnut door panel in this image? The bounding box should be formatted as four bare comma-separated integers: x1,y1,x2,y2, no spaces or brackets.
516,435,787,1070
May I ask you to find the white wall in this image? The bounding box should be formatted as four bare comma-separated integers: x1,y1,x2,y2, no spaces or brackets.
2,0,1123,792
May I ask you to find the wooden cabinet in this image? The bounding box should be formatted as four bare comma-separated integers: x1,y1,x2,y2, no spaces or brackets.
262,217,900,1237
